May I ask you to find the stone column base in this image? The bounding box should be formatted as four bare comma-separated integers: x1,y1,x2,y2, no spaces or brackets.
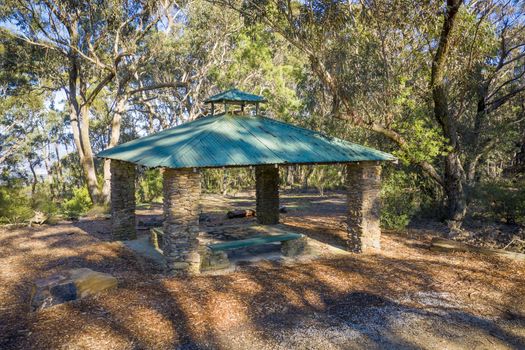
255,165,280,224
346,163,382,253
110,160,136,241
163,168,202,276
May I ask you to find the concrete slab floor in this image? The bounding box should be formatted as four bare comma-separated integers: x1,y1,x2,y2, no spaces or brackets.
122,225,350,275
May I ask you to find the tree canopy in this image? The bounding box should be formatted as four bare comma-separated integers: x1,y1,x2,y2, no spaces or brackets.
0,0,524,226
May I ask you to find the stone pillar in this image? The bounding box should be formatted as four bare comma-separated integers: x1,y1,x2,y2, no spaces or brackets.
346,162,382,253
163,168,202,276
110,160,136,241
255,165,280,225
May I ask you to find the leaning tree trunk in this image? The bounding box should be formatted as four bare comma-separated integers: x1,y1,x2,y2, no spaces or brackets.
430,0,465,226
78,105,101,204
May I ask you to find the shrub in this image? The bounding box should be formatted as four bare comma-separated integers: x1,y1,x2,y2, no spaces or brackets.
471,180,525,225
380,169,441,230
61,187,92,218
31,184,59,218
85,205,109,217
137,168,162,203
0,186,33,224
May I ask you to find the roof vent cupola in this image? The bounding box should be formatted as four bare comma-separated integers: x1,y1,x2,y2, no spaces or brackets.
204,88,267,116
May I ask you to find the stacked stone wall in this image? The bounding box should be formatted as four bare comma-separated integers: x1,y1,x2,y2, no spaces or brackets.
255,165,280,225
163,168,202,276
110,160,136,241
346,163,381,253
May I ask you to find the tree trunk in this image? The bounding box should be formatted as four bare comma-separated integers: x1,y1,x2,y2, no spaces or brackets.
67,29,100,205
430,0,465,225
444,153,466,223
54,142,66,195
43,143,55,200
29,161,38,198
102,94,128,205
301,166,314,191
68,102,100,205
79,105,101,204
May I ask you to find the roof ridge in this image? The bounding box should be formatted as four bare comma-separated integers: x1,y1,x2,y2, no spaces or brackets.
254,115,339,141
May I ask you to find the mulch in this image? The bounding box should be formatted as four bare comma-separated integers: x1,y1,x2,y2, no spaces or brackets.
1,193,525,349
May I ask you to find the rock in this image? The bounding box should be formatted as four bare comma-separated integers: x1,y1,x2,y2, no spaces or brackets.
29,211,48,226
30,268,117,311
68,268,118,298
49,281,77,302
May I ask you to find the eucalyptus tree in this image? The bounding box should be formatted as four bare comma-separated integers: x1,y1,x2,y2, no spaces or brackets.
215,0,525,226
1,0,180,204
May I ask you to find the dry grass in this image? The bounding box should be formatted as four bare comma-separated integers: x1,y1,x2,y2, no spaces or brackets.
1,193,525,349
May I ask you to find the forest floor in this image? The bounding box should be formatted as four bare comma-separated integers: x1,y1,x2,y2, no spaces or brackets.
1,191,525,350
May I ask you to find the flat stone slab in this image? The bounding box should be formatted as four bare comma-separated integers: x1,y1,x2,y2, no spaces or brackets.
31,268,117,311
123,234,166,266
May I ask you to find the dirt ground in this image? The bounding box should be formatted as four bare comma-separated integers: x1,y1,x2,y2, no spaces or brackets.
1,192,525,350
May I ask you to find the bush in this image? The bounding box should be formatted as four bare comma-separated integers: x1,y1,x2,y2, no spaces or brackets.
0,186,33,224
85,205,109,217
471,180,525,225
380,169,441,230
60,187,92,218
31,184,59,218
137,168,162,203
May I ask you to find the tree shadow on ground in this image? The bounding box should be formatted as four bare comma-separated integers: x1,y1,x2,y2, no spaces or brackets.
2,219,525,349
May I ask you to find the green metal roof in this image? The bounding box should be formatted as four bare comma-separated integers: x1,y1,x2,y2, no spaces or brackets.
97,114,395,168
204,88,267,104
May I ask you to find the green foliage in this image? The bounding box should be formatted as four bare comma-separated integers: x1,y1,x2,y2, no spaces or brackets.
0,186,33,224
380,171,416,230
308,165,345,196
85,205,109,217
392,119,451,165
380,168,443,230
60,187,93,219
31,184,59,217
212,24,305,120
202,168,255,195
137,169,163,203
471,181,525,225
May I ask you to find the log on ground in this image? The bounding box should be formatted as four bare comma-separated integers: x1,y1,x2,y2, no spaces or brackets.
430,237,525,261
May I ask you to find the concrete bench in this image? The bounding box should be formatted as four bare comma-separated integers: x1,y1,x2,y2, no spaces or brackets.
150,228,308,270
203,233,307,270
208,233,305,252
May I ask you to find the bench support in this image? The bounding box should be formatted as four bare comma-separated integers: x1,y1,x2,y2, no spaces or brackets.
110,160,136,241
281,236,308,257
255,165,280,224
163,168,202,276
346,163,382,253
200,247,230,271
